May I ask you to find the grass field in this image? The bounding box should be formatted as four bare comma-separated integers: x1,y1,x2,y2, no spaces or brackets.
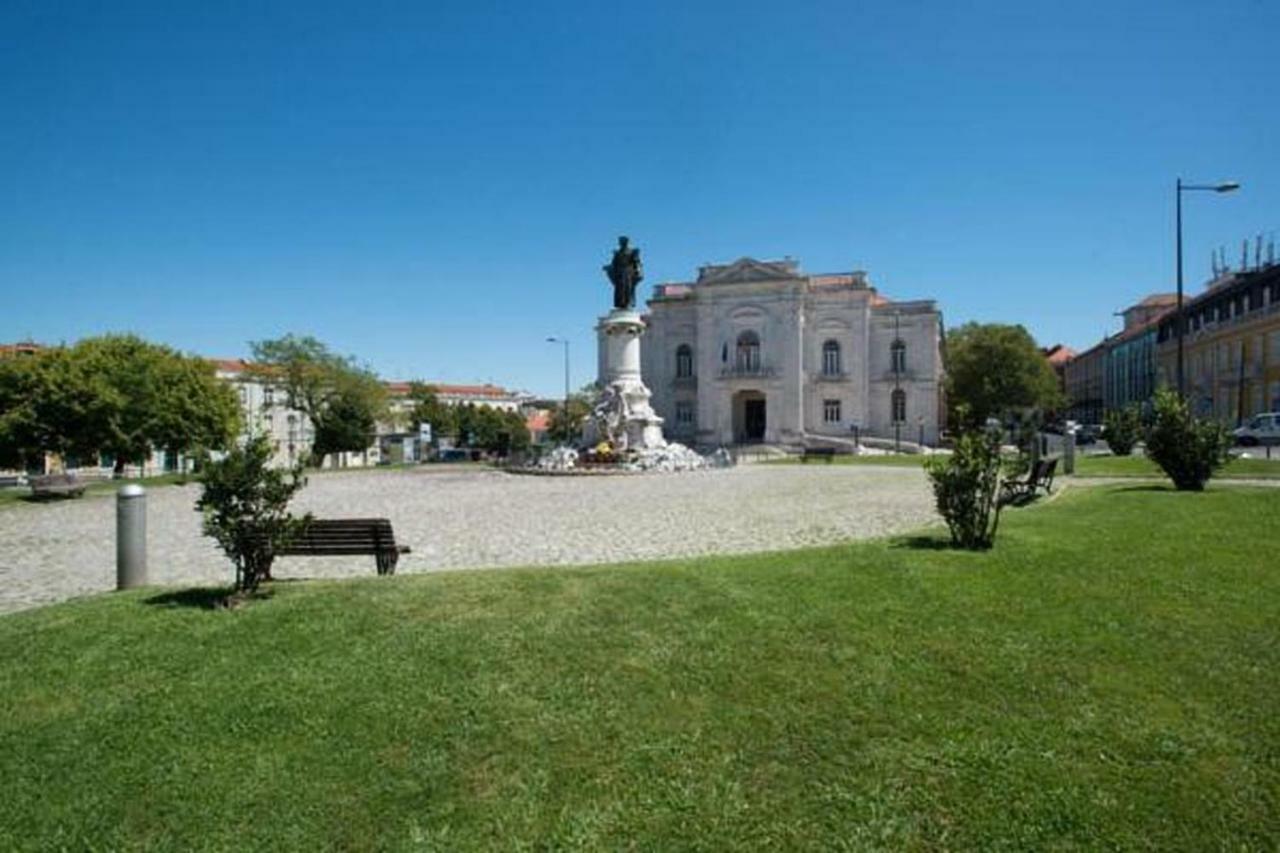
1,484,1277,849
1071,453,1280,479
766,450,1280,480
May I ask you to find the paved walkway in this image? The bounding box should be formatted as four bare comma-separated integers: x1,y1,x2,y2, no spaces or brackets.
0,465,939,614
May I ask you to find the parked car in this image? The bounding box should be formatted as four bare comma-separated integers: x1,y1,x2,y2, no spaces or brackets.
1075,424,1101,446
1233,412,1280,446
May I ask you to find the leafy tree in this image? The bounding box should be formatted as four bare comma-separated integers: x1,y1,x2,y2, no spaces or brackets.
0,336,239,474
312,383,379,461
405,383,457,442
945,323,1063,430
0,356,43,470
1102,405,1141,456
924,425,1005,549
249,335,388,467
1144,388,1232,491
197,434,310,592
546,391,594,445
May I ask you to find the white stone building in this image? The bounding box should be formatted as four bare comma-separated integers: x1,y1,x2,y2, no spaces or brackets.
640,257,945,448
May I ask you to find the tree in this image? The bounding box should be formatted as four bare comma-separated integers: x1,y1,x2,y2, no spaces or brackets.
0,336,240,474
249,335,388,467
944,323,1063,430
1144,388,1232,491
405,383,457,443
197,434,309,592
546,390,594,445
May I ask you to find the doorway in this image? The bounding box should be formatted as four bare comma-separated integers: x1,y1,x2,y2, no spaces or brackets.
733,391,767,443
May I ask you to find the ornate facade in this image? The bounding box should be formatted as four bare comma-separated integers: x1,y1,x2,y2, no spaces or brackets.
640,258,945,448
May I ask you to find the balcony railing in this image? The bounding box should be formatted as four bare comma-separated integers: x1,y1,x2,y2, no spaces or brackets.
812,370,850,383
671,375,698,389
719,364,778,379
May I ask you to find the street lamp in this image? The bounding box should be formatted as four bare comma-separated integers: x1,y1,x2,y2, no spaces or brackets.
546,336,570,431
1176,178,1240,396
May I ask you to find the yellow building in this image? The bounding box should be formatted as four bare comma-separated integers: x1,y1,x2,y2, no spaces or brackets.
1156,263,1280,423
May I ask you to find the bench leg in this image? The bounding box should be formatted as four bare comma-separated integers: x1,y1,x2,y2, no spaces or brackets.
376,552,398,576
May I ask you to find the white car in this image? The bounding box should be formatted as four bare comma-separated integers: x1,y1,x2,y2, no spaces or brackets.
1233,412,1280,446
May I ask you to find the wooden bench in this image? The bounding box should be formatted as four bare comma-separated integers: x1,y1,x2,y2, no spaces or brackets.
801,447,837,464
275,518,411,576
29,473,87,500
1000,457,1057,505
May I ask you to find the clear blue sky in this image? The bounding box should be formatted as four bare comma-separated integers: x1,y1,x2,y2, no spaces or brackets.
2,0,1276,396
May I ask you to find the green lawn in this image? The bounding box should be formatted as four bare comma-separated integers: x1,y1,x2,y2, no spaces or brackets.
1072,453,1280,479
1,486,1278,849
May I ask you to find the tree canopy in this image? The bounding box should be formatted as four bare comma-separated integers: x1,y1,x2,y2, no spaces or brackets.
249,335,389,466
0,335,240,472
944,323,1063,429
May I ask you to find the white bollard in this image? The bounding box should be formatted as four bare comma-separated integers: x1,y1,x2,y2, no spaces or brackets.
1064,428,1076,475
117,484,147,590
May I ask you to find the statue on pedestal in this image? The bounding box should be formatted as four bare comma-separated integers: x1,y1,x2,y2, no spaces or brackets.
604,235,644,310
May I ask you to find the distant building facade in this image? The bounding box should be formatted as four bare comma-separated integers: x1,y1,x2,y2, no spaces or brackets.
1064,341,1106,425
1155,263,1280,424
1063,293,1175,423
1105,294,1175,415
641,257,945,447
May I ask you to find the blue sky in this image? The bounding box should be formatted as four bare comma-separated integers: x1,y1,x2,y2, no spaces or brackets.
2,0,1276,396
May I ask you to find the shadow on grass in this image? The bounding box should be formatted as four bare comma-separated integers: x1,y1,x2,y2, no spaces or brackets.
144,586,271,610
1114,484,1176,493
890,535,960,551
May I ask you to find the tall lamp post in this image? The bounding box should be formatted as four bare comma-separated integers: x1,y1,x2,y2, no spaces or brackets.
546,336,570,434
1176,179,1240,396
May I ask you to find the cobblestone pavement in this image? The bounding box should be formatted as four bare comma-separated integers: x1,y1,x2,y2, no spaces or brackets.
0,465,939,614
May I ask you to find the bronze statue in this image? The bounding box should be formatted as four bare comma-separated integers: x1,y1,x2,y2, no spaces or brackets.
604,235,644,310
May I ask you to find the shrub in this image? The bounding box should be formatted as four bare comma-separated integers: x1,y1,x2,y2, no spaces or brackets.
924,427,1004,549
1144,388,1231,491
1102,405,1141,456
197,435,310,592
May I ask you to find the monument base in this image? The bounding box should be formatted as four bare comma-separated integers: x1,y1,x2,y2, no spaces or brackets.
584,309,666,452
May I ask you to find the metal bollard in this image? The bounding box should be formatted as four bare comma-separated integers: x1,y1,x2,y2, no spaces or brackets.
117,484,147,590
1064,428,1076,475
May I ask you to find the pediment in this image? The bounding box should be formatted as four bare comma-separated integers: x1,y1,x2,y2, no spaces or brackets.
697,257,803,286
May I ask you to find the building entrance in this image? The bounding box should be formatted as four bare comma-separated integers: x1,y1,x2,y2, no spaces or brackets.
733,391,767,443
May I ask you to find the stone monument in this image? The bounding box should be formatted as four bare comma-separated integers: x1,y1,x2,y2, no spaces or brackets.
585,236,666,451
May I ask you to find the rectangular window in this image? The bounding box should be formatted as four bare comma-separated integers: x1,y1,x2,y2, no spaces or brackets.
264,387,275,407
823,399,841,423
675,401,694,426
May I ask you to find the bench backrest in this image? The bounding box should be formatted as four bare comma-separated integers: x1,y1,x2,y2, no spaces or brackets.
277,518,399,555
32,474,80,487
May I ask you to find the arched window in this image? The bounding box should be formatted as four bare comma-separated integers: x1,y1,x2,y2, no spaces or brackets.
822,339,841,376
736,331,761,373
891,389,906,424
891,339,906,373
675,344,693,378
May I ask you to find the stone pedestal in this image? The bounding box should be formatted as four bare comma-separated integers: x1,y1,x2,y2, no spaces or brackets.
585,309,665,450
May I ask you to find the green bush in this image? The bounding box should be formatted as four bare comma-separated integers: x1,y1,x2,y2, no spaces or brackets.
1144,388,1231,491
197,435,310,591
1102,405,1141,456
924,428,1004,549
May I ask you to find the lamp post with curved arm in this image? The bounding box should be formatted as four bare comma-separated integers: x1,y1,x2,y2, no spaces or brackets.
1176,179,1240,396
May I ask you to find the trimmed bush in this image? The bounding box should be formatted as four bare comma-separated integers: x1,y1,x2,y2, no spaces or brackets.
1102,405,1141,456
1144,388,1231,491
924,428,1004,549
197,435,310,591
